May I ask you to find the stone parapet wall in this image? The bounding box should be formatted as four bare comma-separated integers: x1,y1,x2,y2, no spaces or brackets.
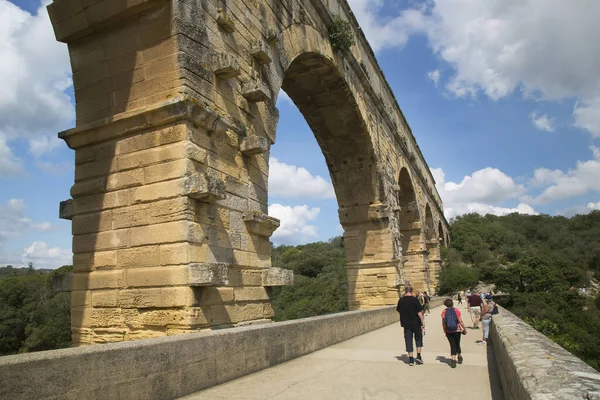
490,306,600,400
0,305,406,400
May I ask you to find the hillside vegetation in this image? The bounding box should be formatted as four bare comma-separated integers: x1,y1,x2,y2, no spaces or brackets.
0,265,72,355
439,211,600,371
270,237,348,321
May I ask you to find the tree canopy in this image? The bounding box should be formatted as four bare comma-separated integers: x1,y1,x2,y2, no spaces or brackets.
0,265,72,355
439,211,600,371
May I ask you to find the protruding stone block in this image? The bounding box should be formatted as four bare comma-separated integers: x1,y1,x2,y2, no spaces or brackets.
251,42,272,64
240,135,269,155
184,141,207,164
261,267,294,287
59,199,74,220
184,173,226,202
242,81,270,103
52,272,73,292
188,263,229,286
213,54,240,79
216,9,235,33
242,211,280,237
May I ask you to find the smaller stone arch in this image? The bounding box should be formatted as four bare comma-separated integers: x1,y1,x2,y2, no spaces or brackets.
424,205,441,291
396,168,429,292
438,220,446,247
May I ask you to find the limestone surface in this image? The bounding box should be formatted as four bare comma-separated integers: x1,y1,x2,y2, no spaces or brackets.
48,0,449,344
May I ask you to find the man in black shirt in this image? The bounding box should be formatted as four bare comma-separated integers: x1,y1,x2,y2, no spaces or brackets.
396,286,425,366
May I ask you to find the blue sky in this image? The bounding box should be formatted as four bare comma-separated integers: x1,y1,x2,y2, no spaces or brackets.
1,0,600,268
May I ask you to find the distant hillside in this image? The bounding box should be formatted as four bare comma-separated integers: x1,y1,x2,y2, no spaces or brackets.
439,211,600,371
0,266,55,280
270,237,348,321
0,265,72,356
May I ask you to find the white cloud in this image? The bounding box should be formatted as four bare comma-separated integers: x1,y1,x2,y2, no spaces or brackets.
0,0,73,168
588,201,600,210
0,134,23,176
21,241,72,269
530,111,555,132
428,69,441,87
530,146,600,204
349,0,600,137
0,199,52,249
348,0,427,52
557,201,600,217
573,98,600,138
432,167,535,218
448,202,537,219
29,135,63,157
269,157,335,199
268,204,320,245
432,166,524,205
0,0,73,139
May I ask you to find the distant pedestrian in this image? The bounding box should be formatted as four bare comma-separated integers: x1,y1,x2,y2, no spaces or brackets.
467,290,483,329
442,298,467,368
479,300,495,345
422,291,431,315
457,293,463,305
396,287,425,366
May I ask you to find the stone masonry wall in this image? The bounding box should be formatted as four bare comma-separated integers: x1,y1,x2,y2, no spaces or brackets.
49,0,449,343
491,306,600,400
0,305,404,400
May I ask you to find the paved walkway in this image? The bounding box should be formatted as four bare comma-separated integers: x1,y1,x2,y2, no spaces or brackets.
181,304,504,399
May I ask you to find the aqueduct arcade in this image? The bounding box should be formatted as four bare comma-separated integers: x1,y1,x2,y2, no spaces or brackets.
49,0,449,344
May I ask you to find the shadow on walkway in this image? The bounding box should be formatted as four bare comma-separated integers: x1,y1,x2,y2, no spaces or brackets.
487,339,505,400
394,355,409,364
435,355,453,366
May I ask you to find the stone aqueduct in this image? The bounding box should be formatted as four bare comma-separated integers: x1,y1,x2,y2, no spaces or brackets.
49,0,448,344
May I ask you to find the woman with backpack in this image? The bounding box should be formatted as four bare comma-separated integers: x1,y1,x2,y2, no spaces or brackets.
441,298,467,368
479,300,496,345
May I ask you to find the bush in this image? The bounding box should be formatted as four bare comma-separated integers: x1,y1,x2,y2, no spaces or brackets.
328,16,355,53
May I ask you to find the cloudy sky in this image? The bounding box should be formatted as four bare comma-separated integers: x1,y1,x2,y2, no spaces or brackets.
1,0,600,268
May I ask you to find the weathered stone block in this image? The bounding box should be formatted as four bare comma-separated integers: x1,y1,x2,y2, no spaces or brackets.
216,8,235,33
234,286,270,301
213,53,240,79
251,41,272,64
198,287,234,305
242,211,279,237
188,263,229,286
184,141,207,164
240,135,269,156
59,199,74,220
184,173,226,202
242,81,270,103
261,267,294,287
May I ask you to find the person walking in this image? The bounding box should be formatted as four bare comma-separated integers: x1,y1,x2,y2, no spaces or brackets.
479,300,495,345
457,293,463,305
441,298,467,368
396,287,425,366
422,291,431,316
467,290,483,329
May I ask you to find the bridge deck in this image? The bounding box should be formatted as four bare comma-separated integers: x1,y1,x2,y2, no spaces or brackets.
181,304,504,399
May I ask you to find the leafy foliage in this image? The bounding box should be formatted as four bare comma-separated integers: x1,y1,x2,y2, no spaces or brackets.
270,237,348,321
328,16,355,53
0,265,72,355
441,211,600,371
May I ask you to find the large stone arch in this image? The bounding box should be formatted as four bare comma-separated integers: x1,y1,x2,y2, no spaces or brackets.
50,0,447,344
